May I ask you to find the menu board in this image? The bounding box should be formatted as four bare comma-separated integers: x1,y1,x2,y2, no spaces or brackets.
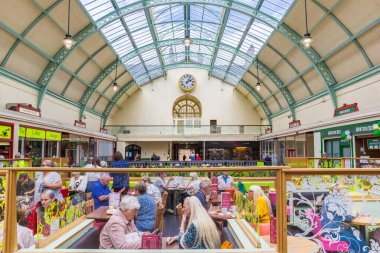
109,193,121,207
221,192,231,208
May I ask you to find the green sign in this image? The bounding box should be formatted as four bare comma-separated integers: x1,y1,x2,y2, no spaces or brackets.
368,139,380,149
334,104,357,116
0,125,12,139
46,131,61,141
19,127,25,137
320,121,378,138
26,128,45,139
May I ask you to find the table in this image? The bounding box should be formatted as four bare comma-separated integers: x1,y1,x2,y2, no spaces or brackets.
86,206,112,221
166,188,186,215
208,205,233,221
351,216,380,226
262,235,320,253
162,237,179,249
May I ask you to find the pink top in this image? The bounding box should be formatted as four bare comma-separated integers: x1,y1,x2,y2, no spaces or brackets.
99,209,141,249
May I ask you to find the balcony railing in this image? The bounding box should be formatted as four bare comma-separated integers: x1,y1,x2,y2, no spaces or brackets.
105,125,270,136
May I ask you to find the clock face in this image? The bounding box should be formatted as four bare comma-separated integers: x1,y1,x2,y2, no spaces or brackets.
178,74,197,92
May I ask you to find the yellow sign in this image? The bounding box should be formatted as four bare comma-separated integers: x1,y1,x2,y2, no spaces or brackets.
46,131,61,141
0,125,12,139
26,128,45,139
19,127,25,137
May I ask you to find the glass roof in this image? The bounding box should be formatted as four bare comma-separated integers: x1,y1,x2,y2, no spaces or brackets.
80,0,294,85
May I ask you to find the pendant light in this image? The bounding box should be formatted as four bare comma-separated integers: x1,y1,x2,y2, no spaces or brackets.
113,61,119,92
300,0,315,48
255,60,261,92
61,0,76,49
183,5,191,47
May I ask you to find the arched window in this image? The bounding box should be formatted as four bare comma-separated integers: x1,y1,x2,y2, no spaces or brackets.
172,95,202,118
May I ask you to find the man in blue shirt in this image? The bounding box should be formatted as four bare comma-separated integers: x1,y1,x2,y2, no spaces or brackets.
92,173,111,209
194,180,214,210
111,151,130,195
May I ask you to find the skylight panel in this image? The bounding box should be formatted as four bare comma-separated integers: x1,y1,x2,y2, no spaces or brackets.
82,0,114,20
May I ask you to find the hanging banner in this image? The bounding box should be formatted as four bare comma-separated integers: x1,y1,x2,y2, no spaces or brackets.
46,131,62,141
19,127,25,137
26,128,45,139
0,125,12,139
320,121,378,138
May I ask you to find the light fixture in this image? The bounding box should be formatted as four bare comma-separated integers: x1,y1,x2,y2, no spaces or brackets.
300,0,314,48
255,60,261,91
183,36,192,47
113,61,119,92
61,0,76,49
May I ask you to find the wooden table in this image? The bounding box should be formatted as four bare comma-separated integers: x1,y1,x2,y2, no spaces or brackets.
351,216,380,226
86,206,112,221
208,205,233,221
162,237,179,249
262,235,320,253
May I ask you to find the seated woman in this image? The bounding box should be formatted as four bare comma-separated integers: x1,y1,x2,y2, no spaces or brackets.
185,172,201,194
244,185,272,223
69,172,84,192
143,177,162,203
320,186,368,253
134,182,156,232
167,196,221,249
28,189,59,235
100,196,142,249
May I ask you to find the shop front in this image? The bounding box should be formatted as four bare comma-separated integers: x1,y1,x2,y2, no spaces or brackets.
61,133,89,167
0,122,13,159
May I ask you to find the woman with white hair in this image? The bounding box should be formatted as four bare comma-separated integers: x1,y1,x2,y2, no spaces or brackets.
167,196,221,249
245,185,272,223
100,196,142,249
185,172,201,193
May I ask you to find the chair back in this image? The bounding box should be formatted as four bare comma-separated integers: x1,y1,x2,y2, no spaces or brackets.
176,203,183,224
85,192,92,201
268,191,276,205
154,204,165,232
85,199,94,215
162,191,168,208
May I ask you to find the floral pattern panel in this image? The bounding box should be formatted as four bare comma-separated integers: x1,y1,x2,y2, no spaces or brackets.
0,175,5,250
287,175,380,253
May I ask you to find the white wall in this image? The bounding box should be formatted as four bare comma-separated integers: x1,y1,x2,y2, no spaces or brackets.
271,72,380,132
111,68,262,126
0,74,102,131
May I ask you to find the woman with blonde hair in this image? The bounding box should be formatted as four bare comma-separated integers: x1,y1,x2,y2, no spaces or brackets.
167,196,221,249
245,185,272,223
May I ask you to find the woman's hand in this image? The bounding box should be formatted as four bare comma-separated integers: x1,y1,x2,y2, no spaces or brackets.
166,236,178,245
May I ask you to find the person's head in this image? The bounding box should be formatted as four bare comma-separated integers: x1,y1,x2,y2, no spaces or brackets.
100,160,108,168
189,172,198,180
18,173,29,183
120,196,140,221
71,172,80,179
322,152,327,158
134,182,147,195
14,152,21,159
95,158,101,167
100,173,111,186
114,151,124,161
199,180,211,196
184,196,221,249
143,177,152,184
158,172,166,179
40,189,55,208
17,204,27,223
87,158,94,165
248,185,273,216
222,172,228,176
42,160,54,167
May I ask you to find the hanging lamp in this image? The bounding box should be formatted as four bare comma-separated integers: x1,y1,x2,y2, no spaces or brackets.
183,36,192,47
61,0,76,49
300,0,315,48
113,61,119,92
256,60,261,91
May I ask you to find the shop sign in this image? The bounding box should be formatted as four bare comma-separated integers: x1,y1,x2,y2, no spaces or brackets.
16,104,41,117
321,120,378,138
19,127,25,137
26,128,45,139
0,125,12,139
74,120,86,128
46,131,62,141
334,103,358,117
368,139,380,149
289,120,301,128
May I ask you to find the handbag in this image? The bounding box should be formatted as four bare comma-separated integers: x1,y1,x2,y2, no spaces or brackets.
77,174,88,193
141,233,162,249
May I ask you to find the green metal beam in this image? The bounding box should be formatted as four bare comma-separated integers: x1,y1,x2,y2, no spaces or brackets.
1,0,64,67
101,62,272,124
311,0,373,68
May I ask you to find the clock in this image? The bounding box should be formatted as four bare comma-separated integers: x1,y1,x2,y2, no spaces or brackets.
178,74,197,92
